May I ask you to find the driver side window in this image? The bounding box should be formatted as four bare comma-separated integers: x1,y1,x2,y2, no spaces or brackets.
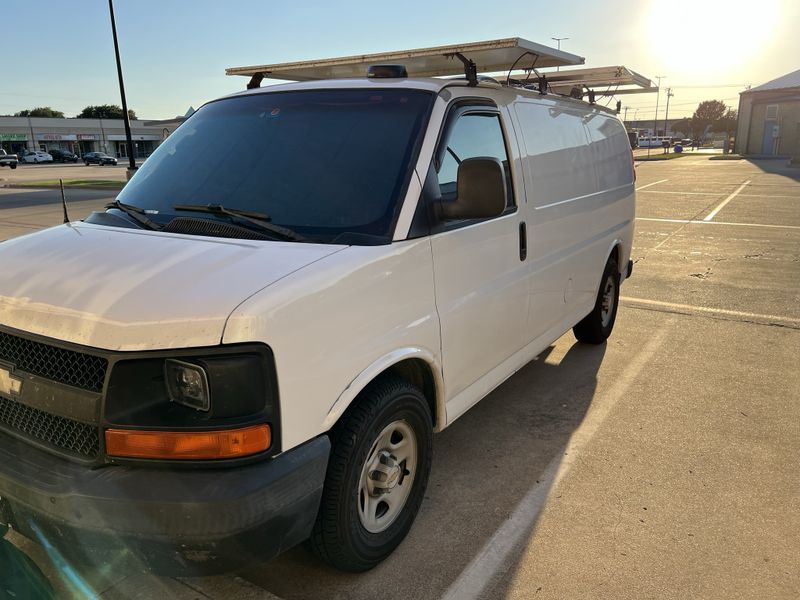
436,113,515,208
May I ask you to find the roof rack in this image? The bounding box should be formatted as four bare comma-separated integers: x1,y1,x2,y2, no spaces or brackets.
226,37,584,88
508,66,657,100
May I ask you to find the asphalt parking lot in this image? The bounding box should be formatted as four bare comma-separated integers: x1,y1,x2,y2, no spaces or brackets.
0,161,129,184
1,156,798,599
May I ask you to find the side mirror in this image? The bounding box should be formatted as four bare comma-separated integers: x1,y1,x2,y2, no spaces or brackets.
439,157,507,220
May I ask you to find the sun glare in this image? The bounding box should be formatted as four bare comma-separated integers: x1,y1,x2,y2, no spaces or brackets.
648,0,779,76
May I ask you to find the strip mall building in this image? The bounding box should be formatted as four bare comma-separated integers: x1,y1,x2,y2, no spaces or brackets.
0,116,169,158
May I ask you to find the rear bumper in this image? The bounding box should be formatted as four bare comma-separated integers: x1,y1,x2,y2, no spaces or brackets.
0,433,330,575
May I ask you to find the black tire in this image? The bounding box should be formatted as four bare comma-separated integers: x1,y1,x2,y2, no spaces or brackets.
310,374,433,572
573,255,620,344
9,164,16,170
84,161,90,166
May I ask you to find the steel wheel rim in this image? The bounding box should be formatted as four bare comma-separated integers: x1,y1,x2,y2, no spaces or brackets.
600,275,616,327
358,420,417,534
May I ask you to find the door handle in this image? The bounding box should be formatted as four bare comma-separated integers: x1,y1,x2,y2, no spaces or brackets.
519,221,527,261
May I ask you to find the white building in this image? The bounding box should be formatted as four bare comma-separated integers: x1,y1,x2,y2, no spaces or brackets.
0,116,167,158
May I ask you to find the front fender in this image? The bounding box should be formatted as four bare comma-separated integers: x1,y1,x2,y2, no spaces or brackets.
322,347,445,432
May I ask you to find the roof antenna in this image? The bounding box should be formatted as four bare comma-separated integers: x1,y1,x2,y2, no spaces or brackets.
59,179,70,224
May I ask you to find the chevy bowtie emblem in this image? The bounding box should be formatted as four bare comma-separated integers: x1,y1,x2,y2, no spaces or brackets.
0,364,22,398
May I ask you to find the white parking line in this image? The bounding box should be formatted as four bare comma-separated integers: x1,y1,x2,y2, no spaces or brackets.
703,180,751,221
620,297,800,329
635,179,668,191
441,328,671,600
639,190,722,196
635,217,800,231
639,190,798,199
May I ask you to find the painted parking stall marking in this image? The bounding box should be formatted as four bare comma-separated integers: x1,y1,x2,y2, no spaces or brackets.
635,179,668,191
703,180,751,221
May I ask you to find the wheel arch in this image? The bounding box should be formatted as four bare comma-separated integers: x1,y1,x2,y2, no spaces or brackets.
603,239,624,276
323,348,445,434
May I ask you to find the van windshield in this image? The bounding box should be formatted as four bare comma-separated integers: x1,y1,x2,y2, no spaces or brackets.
115,89,434,244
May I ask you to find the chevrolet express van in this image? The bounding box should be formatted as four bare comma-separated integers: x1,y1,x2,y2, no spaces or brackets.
0,50,635,574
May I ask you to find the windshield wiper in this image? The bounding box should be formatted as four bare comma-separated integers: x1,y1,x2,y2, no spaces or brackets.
105,200,162,231
172,204,307,242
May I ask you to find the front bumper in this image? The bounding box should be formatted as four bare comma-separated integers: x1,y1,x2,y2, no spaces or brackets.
0,433,330,575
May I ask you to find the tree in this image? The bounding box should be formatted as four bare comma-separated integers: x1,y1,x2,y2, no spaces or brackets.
14,107,65,118
690,100,728,139
671,118,692,137
713,108,738,135
77,105,137,120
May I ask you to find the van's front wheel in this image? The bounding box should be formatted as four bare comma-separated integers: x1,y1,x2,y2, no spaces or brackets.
573,256,620,344
310,375,432,572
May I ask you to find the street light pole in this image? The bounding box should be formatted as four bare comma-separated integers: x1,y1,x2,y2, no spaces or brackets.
664,88,674,141
649,75,665,159
107,0,136,176
551,37,569,71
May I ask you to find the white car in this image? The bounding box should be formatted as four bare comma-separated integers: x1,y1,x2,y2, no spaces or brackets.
0,40,635,575
20,150,53,164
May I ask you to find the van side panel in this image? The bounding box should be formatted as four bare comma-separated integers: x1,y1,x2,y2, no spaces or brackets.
514,100,634,338
513,100,597,340
579,113,636,300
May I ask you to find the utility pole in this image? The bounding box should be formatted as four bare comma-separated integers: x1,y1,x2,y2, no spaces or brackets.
551,37,569,71
623,106,629,123
649,75,665,159
108,0,137,177
664,88,674,141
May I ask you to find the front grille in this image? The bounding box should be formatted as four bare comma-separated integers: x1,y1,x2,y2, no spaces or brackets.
0,330,108,393
0,395,99,458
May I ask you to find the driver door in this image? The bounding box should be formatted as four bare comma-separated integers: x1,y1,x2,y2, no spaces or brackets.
427,103,530,418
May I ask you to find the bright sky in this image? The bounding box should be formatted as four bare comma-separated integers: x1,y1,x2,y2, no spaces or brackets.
3,0,798,121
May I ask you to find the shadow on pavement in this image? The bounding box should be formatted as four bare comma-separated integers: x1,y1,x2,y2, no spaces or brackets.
745,158,800,181
242,339,606,600
0,188,114,212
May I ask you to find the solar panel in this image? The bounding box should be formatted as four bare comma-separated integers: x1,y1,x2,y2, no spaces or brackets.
226,37,585,83
513,66,657,96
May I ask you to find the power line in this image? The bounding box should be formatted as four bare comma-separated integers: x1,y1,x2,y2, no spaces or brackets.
667,84,747,89
623,97,739,110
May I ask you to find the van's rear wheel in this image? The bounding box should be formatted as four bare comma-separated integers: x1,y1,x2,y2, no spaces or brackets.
573,256,620,344
310,375,432,572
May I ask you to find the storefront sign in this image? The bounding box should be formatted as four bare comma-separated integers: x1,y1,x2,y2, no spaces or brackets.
107,134,161,141
36,133,77,141
0,134,28,142
76,133,100,140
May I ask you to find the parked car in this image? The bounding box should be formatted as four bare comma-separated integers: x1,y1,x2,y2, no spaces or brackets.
0,149,18,169
49,149,80,163
20,150,53,164
83,152,118,166
0,41,635,576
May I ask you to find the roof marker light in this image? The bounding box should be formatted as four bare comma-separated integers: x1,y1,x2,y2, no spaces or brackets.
367,65,408,78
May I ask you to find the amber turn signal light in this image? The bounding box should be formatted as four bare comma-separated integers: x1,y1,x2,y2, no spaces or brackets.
105,424,271,460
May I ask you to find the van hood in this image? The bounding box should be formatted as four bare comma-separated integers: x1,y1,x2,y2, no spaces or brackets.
0,223,346,351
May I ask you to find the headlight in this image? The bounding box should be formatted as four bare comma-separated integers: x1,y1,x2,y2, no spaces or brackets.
164,359,210,411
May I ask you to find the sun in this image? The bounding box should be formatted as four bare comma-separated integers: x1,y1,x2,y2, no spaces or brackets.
647,0,779,76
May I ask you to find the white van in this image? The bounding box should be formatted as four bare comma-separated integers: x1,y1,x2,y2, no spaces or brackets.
637,136,671,148
0,40,635,575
